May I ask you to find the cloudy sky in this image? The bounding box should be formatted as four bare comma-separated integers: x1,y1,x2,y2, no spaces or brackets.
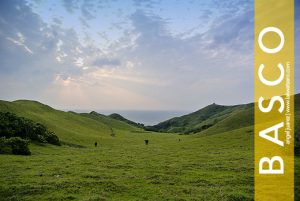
0,0,299,111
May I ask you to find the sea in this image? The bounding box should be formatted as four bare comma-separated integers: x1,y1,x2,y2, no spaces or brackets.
73,110,191,126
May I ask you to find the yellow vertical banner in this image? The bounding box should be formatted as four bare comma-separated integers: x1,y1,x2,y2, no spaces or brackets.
255,0,294,200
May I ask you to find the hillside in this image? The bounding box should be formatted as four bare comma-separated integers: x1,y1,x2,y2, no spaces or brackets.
0,94,298,148
145,103,253,134
146,94,300,136
146,93,299,155
0,97,299,200
0,99,256,200
0,100,141,147
108,113,144,128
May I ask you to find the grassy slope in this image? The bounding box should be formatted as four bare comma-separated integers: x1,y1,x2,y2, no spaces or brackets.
199,106,254,136
146,103,253,134
108,113,144,128
0,100,139,147
0,98,299,200
147,94,300,139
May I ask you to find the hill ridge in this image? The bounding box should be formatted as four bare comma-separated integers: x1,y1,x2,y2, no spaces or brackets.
146,94,299,135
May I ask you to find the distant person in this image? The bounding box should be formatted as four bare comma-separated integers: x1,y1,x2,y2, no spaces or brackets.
178,139,181,142
94,142,97,147
144,140,149,145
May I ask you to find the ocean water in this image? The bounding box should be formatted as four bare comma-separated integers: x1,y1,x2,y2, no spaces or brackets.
97,110,191,126
71,109,191,126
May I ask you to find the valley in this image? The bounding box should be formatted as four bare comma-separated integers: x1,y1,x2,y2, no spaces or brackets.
0,95,299,201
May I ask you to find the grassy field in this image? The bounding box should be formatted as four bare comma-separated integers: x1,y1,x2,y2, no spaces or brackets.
0,99,299,200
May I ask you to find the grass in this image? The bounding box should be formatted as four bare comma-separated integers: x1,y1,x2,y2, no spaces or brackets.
0,128,254,201
0,99,299,200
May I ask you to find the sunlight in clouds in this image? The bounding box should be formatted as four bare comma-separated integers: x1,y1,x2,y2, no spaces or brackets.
3,0,297,110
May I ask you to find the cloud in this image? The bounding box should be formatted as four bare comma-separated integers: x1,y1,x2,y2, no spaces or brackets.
130,10,169,37
74,57,84,67
81,0,96,20
200,9,253,52
92,58,121,67
62,0,79,13
0,2,252,109
0,0,86,98
0,0,264,110
132,0,161,9
117,9,254,108
6,32,34,54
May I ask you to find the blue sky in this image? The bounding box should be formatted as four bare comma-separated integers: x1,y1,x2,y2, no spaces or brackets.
0,0,298,110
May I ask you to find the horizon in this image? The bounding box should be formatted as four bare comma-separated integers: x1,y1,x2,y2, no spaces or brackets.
3,91,300,112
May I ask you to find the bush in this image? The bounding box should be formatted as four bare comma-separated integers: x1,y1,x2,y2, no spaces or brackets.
9,137,31,155
0,112,61,155
33,123,47,142
0,137,31,155
0,112,60,145
0,137,11,154
45,131,61,146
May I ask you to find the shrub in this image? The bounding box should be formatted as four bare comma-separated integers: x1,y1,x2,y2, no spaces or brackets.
33,123,47,142
0,112,60,146
0,137,31,155
9,137,31,155
0,137,11,154
45,131,61,146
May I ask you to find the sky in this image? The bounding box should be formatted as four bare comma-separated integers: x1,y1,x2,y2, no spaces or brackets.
0,0,299,111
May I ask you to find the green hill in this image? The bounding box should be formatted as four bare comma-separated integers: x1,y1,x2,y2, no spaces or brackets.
146,93,299,156
0,99,256,200
108,113,144,128
146,94,300,136
145,103,253,134
0,100,141,147
0,97,299,200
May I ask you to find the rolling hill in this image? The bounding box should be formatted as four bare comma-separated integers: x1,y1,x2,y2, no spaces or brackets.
146,93,299,136
145,103,254,134
108,113,145,128
0,93,299,152
0,95,299,200
0,99,257,200
0,99,141,147
146,93,299,156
